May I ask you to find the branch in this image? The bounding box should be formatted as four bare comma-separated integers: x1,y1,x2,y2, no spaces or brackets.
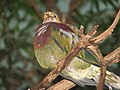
29,0,43,19
88,10,120,90
48,79,76,90
76,10,120,90
86,45,106,90
91,10,120,44
105,47,120,65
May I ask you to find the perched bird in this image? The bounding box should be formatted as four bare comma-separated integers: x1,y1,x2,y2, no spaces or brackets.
34,11,120,89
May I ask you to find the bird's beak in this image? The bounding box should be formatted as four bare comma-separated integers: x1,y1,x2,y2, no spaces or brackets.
44,13,50,20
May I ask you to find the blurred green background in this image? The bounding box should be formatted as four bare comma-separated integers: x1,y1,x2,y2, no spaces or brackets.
0,0,120,90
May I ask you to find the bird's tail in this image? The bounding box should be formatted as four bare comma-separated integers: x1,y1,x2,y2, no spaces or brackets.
106,72,120,89
93,71,120,90
61,70,120,90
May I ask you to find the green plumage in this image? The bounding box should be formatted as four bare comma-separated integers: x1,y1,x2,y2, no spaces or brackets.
35,23,99,69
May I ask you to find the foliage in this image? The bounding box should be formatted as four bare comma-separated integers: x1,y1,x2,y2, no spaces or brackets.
0,0,120,90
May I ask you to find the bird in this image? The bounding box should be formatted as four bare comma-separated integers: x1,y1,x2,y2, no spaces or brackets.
34,11,120,90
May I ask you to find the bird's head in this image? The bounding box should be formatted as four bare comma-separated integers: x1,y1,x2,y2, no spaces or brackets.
43,11,61,23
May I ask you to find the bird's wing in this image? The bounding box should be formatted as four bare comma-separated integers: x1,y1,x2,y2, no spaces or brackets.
35,22,100,66
78,48,100,66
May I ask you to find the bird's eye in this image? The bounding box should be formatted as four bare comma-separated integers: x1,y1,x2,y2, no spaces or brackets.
54,15,56,18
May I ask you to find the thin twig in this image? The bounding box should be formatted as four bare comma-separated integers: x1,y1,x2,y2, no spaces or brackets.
88,25,99,36
91,10,120,44
79,25,84,37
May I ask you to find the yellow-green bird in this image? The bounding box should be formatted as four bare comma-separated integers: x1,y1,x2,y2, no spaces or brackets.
34,11,120,90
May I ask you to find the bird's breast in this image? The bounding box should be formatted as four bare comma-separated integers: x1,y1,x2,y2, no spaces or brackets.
35,35,66,69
